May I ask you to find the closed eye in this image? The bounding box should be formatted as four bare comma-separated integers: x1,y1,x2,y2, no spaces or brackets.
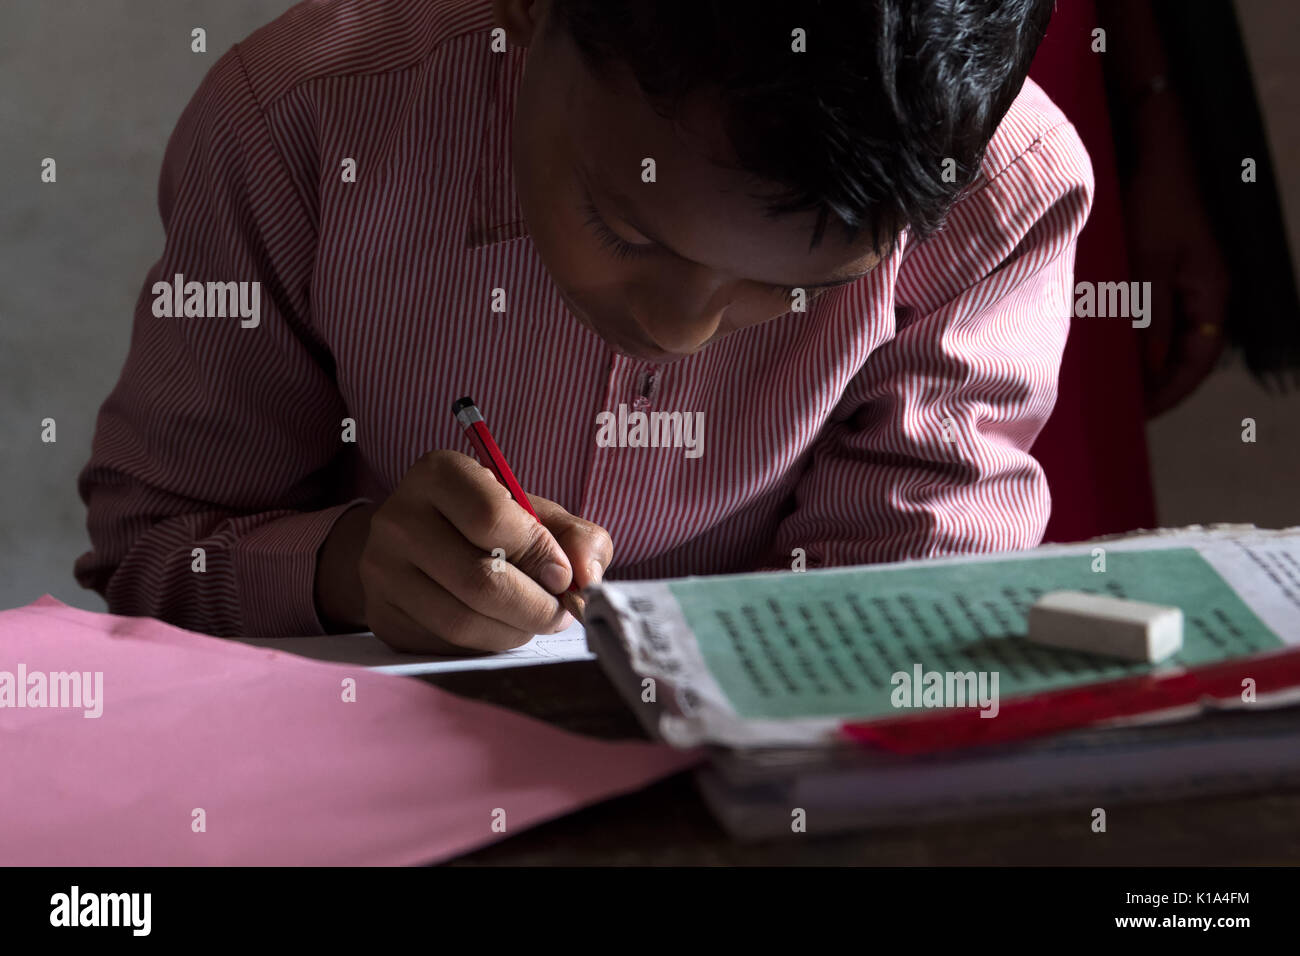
579,182,856,300
580,197,655,261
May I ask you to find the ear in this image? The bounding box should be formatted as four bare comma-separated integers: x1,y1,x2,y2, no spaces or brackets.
493,0,546,48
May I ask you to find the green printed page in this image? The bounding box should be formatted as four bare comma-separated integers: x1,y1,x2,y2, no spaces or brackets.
665,548,1283,720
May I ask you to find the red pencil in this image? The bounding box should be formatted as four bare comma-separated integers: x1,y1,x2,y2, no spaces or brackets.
451,396,585,622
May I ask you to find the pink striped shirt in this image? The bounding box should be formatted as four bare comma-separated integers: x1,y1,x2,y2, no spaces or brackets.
75,0,1093,637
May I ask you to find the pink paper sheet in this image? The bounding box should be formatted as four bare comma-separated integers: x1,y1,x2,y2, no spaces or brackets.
0,596,702,865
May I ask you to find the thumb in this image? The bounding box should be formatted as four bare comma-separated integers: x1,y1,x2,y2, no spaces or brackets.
527,494,614,591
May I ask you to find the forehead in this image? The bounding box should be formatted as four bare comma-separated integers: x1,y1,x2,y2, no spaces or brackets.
559,48,881,283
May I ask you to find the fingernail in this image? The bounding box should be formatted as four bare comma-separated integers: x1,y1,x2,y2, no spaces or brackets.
540,562,569,593
588,561,604,584
555,611,574,631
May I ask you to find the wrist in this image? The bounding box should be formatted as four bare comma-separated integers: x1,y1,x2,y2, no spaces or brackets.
314,502,377,632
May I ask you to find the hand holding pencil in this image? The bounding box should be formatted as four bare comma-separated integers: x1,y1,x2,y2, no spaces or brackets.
311,401,611,655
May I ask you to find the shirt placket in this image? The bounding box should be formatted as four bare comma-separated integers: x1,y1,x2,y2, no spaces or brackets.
577,354,664,519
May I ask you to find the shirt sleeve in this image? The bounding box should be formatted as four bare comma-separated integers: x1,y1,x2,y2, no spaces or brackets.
764,120,1094,570
74,46,367,637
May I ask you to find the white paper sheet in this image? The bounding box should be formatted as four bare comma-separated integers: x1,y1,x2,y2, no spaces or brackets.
236,620,592,675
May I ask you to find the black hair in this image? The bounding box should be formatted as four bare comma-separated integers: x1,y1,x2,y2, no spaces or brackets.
550,0,1057,252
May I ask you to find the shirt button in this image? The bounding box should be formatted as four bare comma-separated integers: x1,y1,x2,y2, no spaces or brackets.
634,368,660,409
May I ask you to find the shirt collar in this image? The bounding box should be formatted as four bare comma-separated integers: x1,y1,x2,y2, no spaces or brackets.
465,45,529,249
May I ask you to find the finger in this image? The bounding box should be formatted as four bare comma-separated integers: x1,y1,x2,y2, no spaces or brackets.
528,494,615,590
410,507,574,634
375,564,542,654
369,598,485,656
366,501,570,636
423,451,574,591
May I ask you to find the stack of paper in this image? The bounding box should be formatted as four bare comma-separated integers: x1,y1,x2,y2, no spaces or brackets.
584,525,1300,839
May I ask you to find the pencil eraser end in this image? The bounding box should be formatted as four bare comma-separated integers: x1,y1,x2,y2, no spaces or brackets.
1027,591,1183,663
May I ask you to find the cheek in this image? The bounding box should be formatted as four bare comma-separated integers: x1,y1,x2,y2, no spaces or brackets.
539,228,630,318
517,191,630,312
518,183,631,310
512,119,591,281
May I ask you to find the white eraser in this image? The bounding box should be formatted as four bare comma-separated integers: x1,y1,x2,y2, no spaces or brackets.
1026,591,1183,663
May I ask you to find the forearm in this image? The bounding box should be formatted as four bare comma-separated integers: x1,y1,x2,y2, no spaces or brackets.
75,498,370,637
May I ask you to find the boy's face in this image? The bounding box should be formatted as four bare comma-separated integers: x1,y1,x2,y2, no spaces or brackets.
505,1,885,364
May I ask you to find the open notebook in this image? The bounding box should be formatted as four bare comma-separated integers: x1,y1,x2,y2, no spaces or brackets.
576,523,1300,838
583,524,1300,748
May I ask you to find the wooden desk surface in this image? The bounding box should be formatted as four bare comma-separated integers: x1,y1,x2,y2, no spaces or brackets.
428,661,1300,866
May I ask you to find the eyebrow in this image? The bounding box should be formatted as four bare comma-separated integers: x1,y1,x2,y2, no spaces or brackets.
577,162,871,290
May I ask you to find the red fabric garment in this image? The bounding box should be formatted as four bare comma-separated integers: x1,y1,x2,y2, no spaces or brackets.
1028,0,1158,542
